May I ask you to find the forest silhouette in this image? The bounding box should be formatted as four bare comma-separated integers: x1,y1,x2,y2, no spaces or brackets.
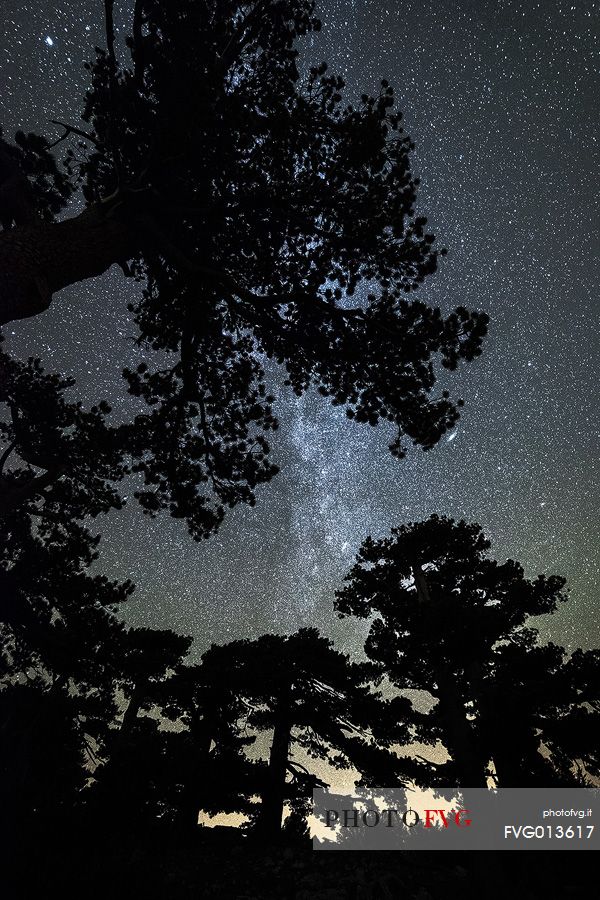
0,2,597,898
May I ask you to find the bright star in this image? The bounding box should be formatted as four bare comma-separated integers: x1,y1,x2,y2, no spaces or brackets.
45,36,54,46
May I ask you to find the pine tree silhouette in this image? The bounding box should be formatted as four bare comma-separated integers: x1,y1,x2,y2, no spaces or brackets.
196,628,405,841
335,515,596,787
0,345,193,841
0,1,487,539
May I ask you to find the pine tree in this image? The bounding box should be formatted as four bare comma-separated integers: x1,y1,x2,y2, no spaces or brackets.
199,628,405,841
0,1,487,539
0,345,192,834
334,515,590,788
484,640,600,786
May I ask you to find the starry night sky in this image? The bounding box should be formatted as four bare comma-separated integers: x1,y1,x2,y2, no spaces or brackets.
1,0,599,659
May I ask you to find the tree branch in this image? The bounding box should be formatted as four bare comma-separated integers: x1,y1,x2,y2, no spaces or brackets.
0,440,15,475
218,0,270,74
48,121,102,150
133,211,361,326
0,466,65,519
132,0,146,87
104,0,124,182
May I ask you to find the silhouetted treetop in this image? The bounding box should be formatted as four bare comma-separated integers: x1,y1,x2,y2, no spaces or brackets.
336,515,566,644
483,639,600,786
196,628,407,838
0,1,488,538
0,345,127,523
334,515,591,788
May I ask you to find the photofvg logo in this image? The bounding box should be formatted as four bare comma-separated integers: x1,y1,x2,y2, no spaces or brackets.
313,789,475,850
324,805,472,830
312,788,600,851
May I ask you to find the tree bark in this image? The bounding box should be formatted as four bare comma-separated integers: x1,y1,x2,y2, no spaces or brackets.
177,712,215,831
0,205,140,326
120,682,146,733
258,686,292,841
411,565,488,788
436,677,488,788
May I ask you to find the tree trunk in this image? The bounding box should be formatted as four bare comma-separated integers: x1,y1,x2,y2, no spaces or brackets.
120,682,146,733
411,565,487,788
258,687,292,841
491,726,546,787
178,713,215,831
436,678,487,788
0,205,140,326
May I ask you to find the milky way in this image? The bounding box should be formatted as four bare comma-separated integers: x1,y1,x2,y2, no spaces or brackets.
1,1,598,658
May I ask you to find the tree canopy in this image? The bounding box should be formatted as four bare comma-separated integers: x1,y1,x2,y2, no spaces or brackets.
335,515,599,787
1,4,597,893
0,0,487,538
187,628,405,840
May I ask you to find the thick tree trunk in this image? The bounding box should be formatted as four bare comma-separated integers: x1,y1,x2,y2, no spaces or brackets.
258,687,292,841
412,565,488,788
177,713,215,831
437,679,487,788
0,205,139,326
492,747,528,788
120,682,146,733
491,728,546,787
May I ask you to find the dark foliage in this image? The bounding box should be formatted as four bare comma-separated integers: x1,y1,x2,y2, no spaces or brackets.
0,0,488,538
194,628,405,840
0,5,596,896
335,515,600,787
0,344,193,840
